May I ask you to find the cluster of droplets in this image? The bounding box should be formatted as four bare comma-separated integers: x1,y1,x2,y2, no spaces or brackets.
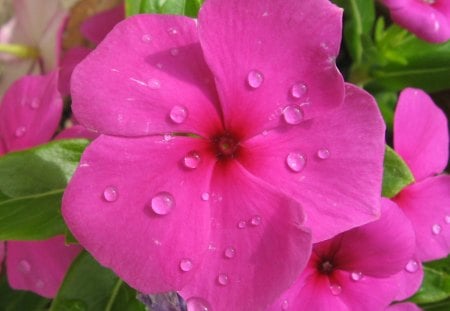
17,260,45,290
237,215,262,229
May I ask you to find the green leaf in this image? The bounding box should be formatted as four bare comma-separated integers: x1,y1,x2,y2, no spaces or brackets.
0,274,50,311
374,91,398,130
411,256,450,305
0,139,89,240
125,0,204,17
50,252,145,311
421,298,450,311
382,146,415,198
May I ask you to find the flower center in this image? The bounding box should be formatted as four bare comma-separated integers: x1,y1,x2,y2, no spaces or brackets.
211,132,240,161
318,260,334,275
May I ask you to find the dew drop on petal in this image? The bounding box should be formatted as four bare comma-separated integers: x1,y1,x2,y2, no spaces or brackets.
103,186,118,202
141,34,152,43
183,151,201,169
247,70,264,88
281,300,289,310
290,83,307,99
201,192,210,201
147,78,161,89
224,247,236,259
350,271,363,281
170,48,179,56
217,273,229,286
237,220,247,229
30,98,40,109
35,280,45,289
432,224,442,235
18,260,31,273
445,215,450,224
167,27,178,35
405,259,419,273
15,126,26,138
283,105,304,125
250,215,261,226
151,192,175,215
286,152,306,173
329,284,342,295
169,105,188,124
186,297,212,311
179,258,193,272
317,148,330,160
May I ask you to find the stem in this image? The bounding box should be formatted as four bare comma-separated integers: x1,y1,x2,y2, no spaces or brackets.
0,43,39,59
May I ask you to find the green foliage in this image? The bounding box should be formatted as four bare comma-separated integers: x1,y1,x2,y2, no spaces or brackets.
50,252,146,311
0,274,50,311
382,146,415,198
0,139,89,240
125,0,204,17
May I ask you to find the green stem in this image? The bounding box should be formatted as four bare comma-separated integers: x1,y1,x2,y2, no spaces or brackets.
0,43,39,59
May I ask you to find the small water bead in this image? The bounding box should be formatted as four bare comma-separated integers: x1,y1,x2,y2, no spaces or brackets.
141,34,152,43
167,27,179,35
247,70,264,89
201,192,210,201
30,98,40,109
290,83,308,99
217,273,229,286
329,284,342,296
224,247,236,259
432,224,442,235
147,78,161,89
286,152,306,173
169,105,188,124
18,260,31,273
237,220,247,229
186,297,212,311
250,215,261,226
283,105,304,125
170,48,179,56
183,151,201,169
15,126,26,138
317,148,330,160
350,271,363,281
151,192,175,215
103,186,118,202
281,300,289,310
35,280,45,289
179,259,193,272
445,215,450,224
405,259,419,273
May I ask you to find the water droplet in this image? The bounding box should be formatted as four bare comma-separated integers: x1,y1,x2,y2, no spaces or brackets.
247,70,264,88
237,220,247,229
350,271,363,281
151,192,175,215
167,27,178,35
170,48,179,56
329,284,342,295
141,34,152,43
445,215,450,224
169,105,188,124
250,215,261,226
186,297,212,311
432,224,442,235
179,259,193,272
156,63,163,69
30,98,40,109
281,300,289,310
317,148,330,159
224,247,236,259
201,192,210,201
18,260,31,273
282,105,304,125
163,133,173,141
217,273,229,286
405,259,419,273
286,152,306,172
290,83,308,99
103,186,118,202
183,151,201,169
35,280,45,289
15,126,26,138
147,78,161,89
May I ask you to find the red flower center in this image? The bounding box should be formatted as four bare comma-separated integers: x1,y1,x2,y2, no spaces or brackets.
211,132,241,161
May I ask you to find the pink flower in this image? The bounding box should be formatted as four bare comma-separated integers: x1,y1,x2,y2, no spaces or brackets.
380,0,450,43
0,0,68,96
386,302,422,311
392,88,450,261
0,71,81,298
267,199,417,311
63,0,385,309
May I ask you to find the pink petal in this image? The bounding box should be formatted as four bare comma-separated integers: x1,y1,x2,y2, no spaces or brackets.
241,84,386,241
0,71,62,152
179,162,312,311
56,124,99,141
381,0,450,43
394,88,448,181
336,199,416,278
62,135,215,293
394,175,450,261
198,0,345,138
0,59,38,98
0,242,4,273
80,5,125,45
58,47,91,96
386,302,422,311
71,15,221,137
6,236,81,298
390,256,424,301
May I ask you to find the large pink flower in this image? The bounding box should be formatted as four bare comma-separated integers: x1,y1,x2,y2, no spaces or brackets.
0,71,81,298
267,199,418,311
63,0,385,309
381,0,450,43
392,88,449,261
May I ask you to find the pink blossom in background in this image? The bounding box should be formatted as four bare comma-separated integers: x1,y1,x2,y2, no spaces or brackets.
267,199,418,311
0,242,4,273
0,71,81,297
62,0,385,309
380,0,450,43
392,88,450,262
